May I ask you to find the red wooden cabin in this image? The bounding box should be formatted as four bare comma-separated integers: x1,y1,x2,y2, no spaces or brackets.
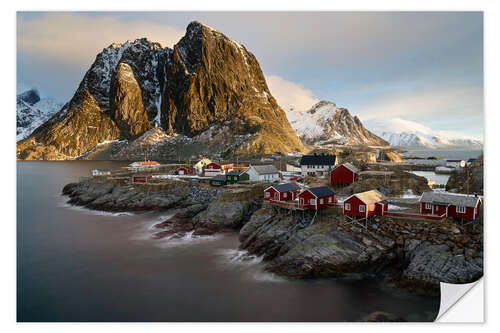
297,186,336,210
343,190,387,217
221,163,234,173
132,175,152,183
175,166,194,175
419,191,482,220
264,183,300,202
330,163,359,185
205,162,222,176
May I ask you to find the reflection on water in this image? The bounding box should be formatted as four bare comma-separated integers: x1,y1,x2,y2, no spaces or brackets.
17,161,440,322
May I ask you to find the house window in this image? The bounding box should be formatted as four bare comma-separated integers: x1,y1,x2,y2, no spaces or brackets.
345,203,351,210
284,193,288,198
265,192,270,198
320,198,324,204
359,205,365,213
310,199,316,205
425,203,431,209
456,206,466,214
370,205,375,211
328,197,332,203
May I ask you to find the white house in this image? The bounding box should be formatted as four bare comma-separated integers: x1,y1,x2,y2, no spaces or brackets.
299,154,337,177
92,169,111,176
128,161,160,172
243,165,280,182
286,163,301,172
194,158,212,174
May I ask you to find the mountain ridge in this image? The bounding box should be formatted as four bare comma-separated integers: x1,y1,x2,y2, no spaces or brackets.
17,21,304,160
16,89,63,141
377,131,483,149
285,100,389,147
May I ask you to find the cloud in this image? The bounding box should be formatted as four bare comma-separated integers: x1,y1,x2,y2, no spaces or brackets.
265,75,318,112
17,13,185,66
365,117,482,141
356,84,483,122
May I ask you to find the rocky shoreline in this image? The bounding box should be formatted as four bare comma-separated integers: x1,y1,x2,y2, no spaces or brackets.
62,179,483,298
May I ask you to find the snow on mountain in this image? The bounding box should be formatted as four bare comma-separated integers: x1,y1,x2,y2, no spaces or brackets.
284,101,388,146
378,131,483,149
16,89,63,141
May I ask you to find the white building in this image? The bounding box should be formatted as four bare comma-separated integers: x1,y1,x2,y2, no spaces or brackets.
243,165,280,182
286,163,301,172
92,169,111,176
194,158,212,174
299,154,337,177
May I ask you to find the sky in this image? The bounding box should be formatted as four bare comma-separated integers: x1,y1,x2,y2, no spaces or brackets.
17,11,484,140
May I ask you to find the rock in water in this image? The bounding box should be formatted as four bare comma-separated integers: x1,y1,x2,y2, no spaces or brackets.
17,21,303,160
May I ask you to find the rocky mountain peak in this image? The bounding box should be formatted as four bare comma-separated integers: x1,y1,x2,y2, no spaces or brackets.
17,89,41,105
308,100,336,115
285,100,389,147
17,21,304,160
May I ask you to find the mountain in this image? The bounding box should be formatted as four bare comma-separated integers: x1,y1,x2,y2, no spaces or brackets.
16,89,63,141
378,131,483,149
285,101,389,146
17,21,303,160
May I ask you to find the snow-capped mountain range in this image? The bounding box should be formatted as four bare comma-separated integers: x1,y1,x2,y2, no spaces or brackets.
284,101,389,146
16,89,63,141
377,131,483,149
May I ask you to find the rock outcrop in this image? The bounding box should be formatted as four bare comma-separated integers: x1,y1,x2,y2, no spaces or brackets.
17,90,121,160
17,22,303,160
446,156,484,194
61,176,483,297
110,63,152,138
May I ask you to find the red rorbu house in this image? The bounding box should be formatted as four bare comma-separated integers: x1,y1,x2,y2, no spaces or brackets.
297,186,336,210
343,190,388,218
129,161,160,172
132,174,152,183
330,163,360,185
175,166,195,175
204,163,234,177
205,162,222,177
264,183,300,202
419,191,482,220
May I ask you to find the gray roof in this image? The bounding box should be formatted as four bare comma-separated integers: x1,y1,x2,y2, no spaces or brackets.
419,191,481,207
250,164,279,175
332,163,359,174
306,186,335,198
272,182,300,193
300,154,336,166
210,174,227,181
227,170,245,176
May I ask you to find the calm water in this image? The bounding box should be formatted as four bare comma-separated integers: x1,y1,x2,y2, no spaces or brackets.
17,161,440,322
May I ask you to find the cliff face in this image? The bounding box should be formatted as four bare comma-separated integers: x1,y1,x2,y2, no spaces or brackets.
286,101,389,147
17,90,121,160
160,22,302,154
17,22,303,160
110,62,152,138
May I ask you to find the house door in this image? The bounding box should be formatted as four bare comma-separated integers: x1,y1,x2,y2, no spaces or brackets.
299,197,304,207
274,192,279,201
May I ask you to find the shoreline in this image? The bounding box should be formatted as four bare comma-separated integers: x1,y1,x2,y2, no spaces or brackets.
61,178,483,298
